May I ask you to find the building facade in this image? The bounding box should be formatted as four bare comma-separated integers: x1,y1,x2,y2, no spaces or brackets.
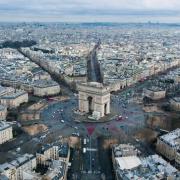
0,154,36,180
156,129,180,161
0,105,7,120
33,80,60,97
175,150,180,169
0,121,13,144
170,97,180,111
36,145,59,166
0,90,28,109
143,86,166,100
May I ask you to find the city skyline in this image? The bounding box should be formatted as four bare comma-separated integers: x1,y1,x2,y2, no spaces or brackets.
0,0,180,23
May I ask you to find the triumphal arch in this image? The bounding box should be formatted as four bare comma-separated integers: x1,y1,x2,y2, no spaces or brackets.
77,82,110,118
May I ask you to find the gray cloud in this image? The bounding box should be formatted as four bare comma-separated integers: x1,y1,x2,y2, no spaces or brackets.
0,0,180,22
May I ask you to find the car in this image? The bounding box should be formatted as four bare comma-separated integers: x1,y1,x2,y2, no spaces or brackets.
61,120,65,123
16,147,21,152
116,115,123,121
72,132,80,137
75,120,81,123
74,126,78,129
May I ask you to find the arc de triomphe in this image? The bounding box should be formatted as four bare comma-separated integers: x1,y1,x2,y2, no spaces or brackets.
77,82,110,118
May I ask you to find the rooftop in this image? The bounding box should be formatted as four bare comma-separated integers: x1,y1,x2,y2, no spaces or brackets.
87,82,104,88
0,154,35,171
33,80,59,88
0,121,12,131
78,82,110,94
116,155,179,180
0,86,7,94
172,97,180,103
159,128,180,149
10,154,35,168
37,143,69,157
113,144,139,157
37,144,53,154
116,156,141,170
0,90,27,99
0,105,6,111
147,86,164,92
0,163,14,172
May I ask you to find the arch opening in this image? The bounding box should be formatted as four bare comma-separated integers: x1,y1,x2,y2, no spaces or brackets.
87,96,93,114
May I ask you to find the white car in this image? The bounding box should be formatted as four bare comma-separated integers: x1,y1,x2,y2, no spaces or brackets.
72,132,80,137
61,120,65,123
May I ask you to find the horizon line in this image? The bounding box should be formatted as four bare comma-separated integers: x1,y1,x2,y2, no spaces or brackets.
0,21,180,24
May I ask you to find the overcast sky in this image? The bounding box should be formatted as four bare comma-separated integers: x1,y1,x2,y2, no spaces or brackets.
0,0,180,23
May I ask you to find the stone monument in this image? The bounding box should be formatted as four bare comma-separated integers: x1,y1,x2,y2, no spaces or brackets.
77,82,110,118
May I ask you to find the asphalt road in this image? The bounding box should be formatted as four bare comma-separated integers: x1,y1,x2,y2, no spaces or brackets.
87,41,103,83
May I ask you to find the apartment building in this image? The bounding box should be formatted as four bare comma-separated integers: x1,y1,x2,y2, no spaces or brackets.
0,121,13,144
33,80,60,97
156,128,180,161
112,144,179,180
0,154,36,180
143,86,166,100
0,105,7,120
36,144,59,165
170,97,180,111
0,90,28,109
